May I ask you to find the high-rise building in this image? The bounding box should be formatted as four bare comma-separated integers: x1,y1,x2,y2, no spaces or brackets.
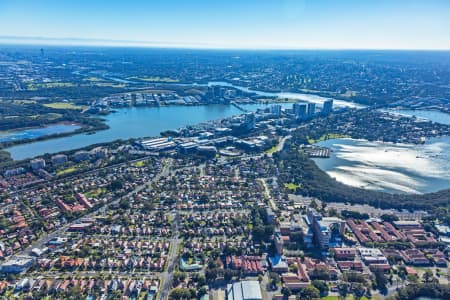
270,104,282,115
51,154,68,165
307,208,345,249
293,103,307,118
212,86,223,98
322,99,333,115
30,158,46,170
307,103,316,116
244,113,255,130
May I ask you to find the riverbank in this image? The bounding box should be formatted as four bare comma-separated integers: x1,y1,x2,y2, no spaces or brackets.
382,109,450,125
0,120,108,150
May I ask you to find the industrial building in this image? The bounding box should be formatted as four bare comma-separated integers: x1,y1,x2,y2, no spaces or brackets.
0,256,36,274
226,281,263,300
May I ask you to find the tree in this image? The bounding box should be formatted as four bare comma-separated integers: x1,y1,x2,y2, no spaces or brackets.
205,268,218,283
309,268,330,280
352,283,366,300
281,286,292,296
197,287,208,297
252,225,265,242
169,288,192,300
422,269,434,283
290,231,305,248
312,280,329,295
224,269,234,281
196,275,206,287
109,179,124,191
269,272,281,285
344,271,366,284
298,285,320,300
381,214,399,222
407,274,419,283
374,271,388,291
66,285,82,300
119,198,130,210
338,282,349,298
173,271,187,286
328,208,339,217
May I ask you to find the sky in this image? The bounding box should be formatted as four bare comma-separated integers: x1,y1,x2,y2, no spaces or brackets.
0,0,449,50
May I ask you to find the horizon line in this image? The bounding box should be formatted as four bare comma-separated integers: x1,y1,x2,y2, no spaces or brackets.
0,35,449,51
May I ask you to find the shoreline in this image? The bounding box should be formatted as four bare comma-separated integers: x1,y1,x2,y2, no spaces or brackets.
0,100,287,154
0,121,109,150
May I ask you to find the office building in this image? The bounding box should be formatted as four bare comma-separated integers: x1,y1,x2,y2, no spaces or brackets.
307,103,316,116
51,154,68,165
30,158,46,170
270,104,282,116
244,113,256,130
322,99,333,115
73,150,90,162
293,103,307,119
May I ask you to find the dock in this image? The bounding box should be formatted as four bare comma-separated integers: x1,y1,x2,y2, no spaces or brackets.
230,101,249,112
304,147,330,158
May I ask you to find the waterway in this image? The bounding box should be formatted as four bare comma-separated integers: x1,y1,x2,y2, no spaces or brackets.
312,109,450,194
384,109,450,125
206,81,364,109
313,136,450,194
5,103,293,160
0,123,81,144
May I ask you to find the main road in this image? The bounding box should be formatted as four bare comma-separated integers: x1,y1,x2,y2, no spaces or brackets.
158,210,181,300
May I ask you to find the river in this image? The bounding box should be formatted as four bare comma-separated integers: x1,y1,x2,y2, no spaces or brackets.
383,109,450,125
5,80,357,160
206,81,364,109
0,123,81,143
313,136,450,194
312,108,450,194
5,103,294,160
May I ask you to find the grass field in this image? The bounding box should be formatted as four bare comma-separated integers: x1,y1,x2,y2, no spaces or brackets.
138,89,174,94
84,76,104,82
284,182,302,191
266,144,279,154
91,82,126,88
307,133,350,144
275,98,304,103
56,166,79,176
12,99,36,104
27,82,75,90
132,161,146,167
43,102,84,110
321,296,379,300
84,187,106,198
127,76,179,83
340,90,358,97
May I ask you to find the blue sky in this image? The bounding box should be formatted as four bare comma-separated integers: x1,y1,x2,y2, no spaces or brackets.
0,0,449,49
